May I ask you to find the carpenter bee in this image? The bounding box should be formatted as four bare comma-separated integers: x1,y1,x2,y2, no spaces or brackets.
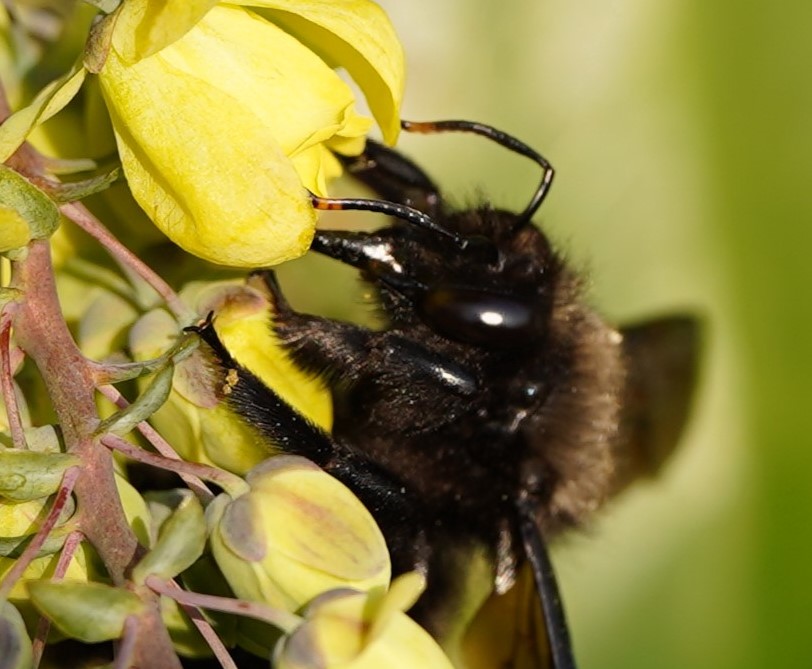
193,119,699,668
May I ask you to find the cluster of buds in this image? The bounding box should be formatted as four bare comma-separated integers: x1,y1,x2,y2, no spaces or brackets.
0,1,466,667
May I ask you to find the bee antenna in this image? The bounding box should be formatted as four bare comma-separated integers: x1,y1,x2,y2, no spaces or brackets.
401,119,555,231
310,193,466,247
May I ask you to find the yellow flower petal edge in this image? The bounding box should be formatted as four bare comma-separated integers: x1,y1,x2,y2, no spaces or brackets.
235,0,405,144
112,0,219,63
0,66,86,162
212,300,333,432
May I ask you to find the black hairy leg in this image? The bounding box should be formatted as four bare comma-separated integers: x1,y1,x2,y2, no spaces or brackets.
187,316,431,574
337,138,443,218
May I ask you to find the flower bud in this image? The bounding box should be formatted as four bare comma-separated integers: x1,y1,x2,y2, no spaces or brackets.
27,580,145,644
132,490,206,584
0,449,80,502
275,573,455,669
208,456,390,614
0,542,96,638
0,601,33,669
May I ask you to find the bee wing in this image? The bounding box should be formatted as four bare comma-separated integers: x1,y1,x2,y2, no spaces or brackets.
612,315,701,494
460,561,552,669
460,499,576,669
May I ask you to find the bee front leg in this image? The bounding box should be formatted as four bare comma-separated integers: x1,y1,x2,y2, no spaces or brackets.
248,270,376,384
337,139,443,217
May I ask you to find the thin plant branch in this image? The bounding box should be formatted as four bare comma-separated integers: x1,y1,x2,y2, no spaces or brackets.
97,385,215,503
145,575,302,635
101,433,246,498
164,579,239,669
31,530,84,668
0,306,26,448
0,466,81,599
114,615,140,669
60,201,191,320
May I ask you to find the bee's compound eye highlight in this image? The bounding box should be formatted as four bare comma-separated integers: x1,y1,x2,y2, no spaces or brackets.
418,287,545,347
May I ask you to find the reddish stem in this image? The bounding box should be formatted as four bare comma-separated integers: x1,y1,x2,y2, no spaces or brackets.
145,575,301,634
114,616,140,669
31,530,84,668
96,385,215,503
0,306,26,448
101,433,241,499
163,580,239,669
0,466,80,600
11,240,181,669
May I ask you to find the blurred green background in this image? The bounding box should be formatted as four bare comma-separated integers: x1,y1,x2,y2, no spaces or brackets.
363,2,810,668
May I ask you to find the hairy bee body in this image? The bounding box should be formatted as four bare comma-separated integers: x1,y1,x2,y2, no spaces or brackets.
195,123,699,668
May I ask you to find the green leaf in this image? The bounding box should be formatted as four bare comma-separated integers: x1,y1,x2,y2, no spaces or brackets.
97,363,174,436
132,491,206,584
47,165,123,203
27,580,145,643
0,66,86,162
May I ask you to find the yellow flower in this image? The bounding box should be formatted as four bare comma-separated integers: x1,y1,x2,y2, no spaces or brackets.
96,0,404,267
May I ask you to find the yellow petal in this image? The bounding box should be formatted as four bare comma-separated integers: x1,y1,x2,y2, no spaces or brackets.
203,280,333,432
129,306,273,473
0,207,30,252
246,459,389,583
0,66,86,162
211,458,390,613
112,0,219,63
235,0,405,143
277,583,455,669
99,4,376,266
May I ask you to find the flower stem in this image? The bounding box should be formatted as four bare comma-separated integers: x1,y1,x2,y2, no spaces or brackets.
97,385,216,503
10,239,181,669
101,433,247,498
0,306,26,449
60,201,191,320
31,530,84,668
146,575,302,635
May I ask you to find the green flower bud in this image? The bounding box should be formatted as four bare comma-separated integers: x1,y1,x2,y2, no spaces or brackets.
0,164,59,259
208,456,390,615
0,542,96,637
132,490,205,584
0,449,80,502
0,601,33,669
115,471,152,547
27,580,145,644
0,493,77,558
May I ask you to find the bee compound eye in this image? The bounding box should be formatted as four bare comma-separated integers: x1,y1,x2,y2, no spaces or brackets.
419,287,545,347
